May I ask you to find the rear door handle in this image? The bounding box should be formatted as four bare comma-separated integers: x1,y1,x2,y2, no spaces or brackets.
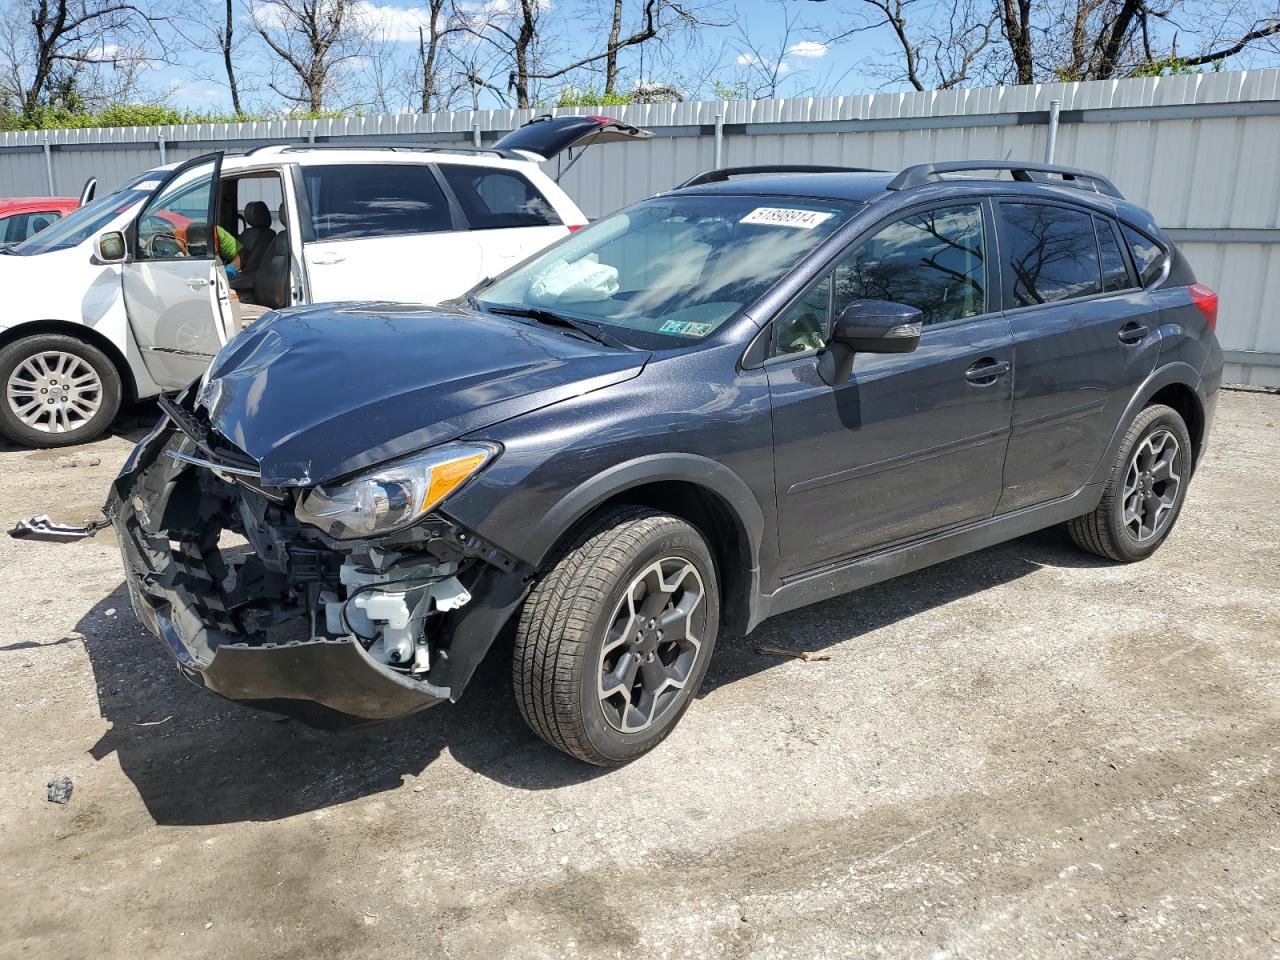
1118,322,1149,344
311,254,346,266
965,358,1011,384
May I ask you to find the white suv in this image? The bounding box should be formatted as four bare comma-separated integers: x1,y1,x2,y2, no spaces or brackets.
0,115,648,446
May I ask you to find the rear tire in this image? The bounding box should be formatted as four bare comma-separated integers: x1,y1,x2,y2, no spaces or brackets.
0,333,122,447
1068,403,1193,562
513,506,720,766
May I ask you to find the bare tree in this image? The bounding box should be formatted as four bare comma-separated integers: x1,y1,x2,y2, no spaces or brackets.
825,0,1000,90
0,0,164,116
219,0,244,113
251,0,365,112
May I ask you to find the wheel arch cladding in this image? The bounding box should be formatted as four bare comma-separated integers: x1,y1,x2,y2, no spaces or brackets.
1146,381,1205,464
531,455,765,635
0,319,138,402
1091,362,1205,488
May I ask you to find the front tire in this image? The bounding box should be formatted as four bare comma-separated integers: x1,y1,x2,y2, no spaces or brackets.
0,334,122,447
1068,403,1193,562
513,506,720,765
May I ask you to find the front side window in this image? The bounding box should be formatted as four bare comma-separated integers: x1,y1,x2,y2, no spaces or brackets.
1122,224,1166,287
834,204,987,326
1003,202,1102,306
302,164,452,241
136,159,218,260
774,275,832,356
476,195,852,344
440,166,561,230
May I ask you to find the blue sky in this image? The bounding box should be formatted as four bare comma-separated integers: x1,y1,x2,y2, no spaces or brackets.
147,0,1279,113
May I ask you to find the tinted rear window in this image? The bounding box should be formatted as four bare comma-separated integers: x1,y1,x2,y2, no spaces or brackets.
1122,224,1166,287
302,164,452,241
440,166,561,230
1003,202,1102,306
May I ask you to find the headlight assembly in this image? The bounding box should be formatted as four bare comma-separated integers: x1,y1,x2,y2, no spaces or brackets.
294,441,497,539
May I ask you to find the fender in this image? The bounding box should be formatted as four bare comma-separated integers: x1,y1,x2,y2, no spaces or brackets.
440,453,769,699
528,452,766,569
1088,361,1205,488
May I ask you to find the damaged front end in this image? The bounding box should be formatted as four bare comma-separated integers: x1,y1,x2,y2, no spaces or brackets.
106,393,532,727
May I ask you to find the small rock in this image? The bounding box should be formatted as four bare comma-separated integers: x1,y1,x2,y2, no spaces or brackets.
88,457,101,466
204,922,213,930
413,785,424,793
552,822,569,834
105,608,116,616
47,776,73,805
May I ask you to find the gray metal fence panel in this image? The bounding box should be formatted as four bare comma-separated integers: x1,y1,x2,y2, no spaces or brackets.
1,69,1277,384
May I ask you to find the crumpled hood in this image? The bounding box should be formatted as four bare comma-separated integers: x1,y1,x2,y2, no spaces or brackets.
199,302,648,486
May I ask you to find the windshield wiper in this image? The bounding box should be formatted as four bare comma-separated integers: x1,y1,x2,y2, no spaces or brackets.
483,305,626,348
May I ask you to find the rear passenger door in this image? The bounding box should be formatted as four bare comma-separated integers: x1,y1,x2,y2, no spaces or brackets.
437,164,569,276
298,162,482,305
996,201,1160,513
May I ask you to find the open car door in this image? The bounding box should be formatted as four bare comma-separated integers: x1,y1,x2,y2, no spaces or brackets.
121,153,235,390
494,114,652,181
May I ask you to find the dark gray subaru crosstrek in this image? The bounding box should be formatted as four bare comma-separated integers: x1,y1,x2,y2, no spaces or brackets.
104,160,1222,765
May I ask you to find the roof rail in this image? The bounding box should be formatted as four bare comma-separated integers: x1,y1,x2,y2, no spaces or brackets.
678,164,884,188
886,160,1123,199
242,141,524,161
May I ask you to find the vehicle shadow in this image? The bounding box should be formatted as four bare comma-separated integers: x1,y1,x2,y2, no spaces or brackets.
0,399,159,455
78,524,1107,826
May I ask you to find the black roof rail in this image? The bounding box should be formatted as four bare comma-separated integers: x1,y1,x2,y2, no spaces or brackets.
243,141,525,161
678,164,884,188
886,160,1123,199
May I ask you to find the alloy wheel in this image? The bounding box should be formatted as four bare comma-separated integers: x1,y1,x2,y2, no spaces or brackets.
6,351,103,434
1122,428,1181,542
597,557,705,734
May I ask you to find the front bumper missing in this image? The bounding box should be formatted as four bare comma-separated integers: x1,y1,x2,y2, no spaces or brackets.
106,420,452,726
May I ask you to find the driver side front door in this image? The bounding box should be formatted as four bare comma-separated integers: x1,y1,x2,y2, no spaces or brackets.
122,153,235,390
766,201,1014,578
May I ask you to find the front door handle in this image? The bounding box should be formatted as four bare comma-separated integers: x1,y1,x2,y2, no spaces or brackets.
185,277,210,289
965,358,1011,385
1118,321,1149,344
311,254,346,266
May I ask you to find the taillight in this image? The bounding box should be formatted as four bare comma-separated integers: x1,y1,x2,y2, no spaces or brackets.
567,224,587,233
1189,283,1218,331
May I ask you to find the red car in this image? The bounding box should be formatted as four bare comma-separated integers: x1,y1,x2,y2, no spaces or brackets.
0,197,80,246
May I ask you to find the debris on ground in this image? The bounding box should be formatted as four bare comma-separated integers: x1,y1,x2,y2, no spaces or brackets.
755,644,832,662
46,777,73,805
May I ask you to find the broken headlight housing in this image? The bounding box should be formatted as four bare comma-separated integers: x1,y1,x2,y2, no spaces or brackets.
294,441,498,540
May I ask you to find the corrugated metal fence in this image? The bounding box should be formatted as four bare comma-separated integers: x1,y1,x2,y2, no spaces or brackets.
2,70,1278,385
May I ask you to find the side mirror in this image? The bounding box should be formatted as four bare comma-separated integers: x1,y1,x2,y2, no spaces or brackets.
96,231,126,263
817,299,922,386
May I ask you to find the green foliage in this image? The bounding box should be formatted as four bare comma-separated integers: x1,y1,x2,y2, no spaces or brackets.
0,102,355,132
555,86,635,107
711,80,750,101
1128,56,1224,78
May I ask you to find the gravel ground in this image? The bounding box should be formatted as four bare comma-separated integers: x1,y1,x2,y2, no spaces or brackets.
0,390,1277,960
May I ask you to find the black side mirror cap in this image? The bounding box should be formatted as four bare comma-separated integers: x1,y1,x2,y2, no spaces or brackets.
817,299,922,386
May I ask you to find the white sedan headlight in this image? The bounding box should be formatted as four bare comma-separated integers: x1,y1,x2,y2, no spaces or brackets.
294,442,498,540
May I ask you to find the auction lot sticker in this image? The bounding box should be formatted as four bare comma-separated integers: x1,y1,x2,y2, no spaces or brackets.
740,207,834,229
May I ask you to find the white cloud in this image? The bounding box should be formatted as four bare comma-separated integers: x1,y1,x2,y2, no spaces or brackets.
734,52,761,67
786,41,828,59
356,2,434,42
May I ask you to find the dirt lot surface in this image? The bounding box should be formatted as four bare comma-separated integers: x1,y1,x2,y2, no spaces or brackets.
1,390,1277,959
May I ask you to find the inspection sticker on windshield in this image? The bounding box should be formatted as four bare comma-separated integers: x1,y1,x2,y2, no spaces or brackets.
740,207,834,229
659,320,713,337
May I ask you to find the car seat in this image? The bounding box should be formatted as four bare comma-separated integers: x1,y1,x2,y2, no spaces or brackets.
237,201,276,275
253,203,291,310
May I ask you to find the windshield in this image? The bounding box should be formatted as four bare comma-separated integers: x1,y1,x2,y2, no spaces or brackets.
475,194,853,344
7,172,161,256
